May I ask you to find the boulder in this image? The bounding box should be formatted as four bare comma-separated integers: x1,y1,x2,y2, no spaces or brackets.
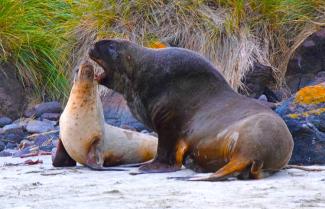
25,120,55,133
0,63,27,119
40,113,61,121
100,89,149,131
285,28,325,94
276,82,325,165
24,101,62,118
240,63,279,102
0,116,12,127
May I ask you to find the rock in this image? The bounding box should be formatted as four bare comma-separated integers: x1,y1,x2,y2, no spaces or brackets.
25,101,62,118
25,120,55,133
0,117,12,127
0,124,25,144
19,139,34,150
258,95,268,102
5,142,17,149
2,123,23,132
0,141,5,152
240,63,279,102
0,63,27,119
40,113,60,121
276,82,325,165
285,28,325,94
100,88,149,131
0,149,16,157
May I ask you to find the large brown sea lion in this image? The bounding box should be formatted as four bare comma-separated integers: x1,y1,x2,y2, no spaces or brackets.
52,61,157,170
89,39,293,180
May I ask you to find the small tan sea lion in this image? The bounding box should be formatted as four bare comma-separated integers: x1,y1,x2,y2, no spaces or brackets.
52,61,157,170
89,39,293,180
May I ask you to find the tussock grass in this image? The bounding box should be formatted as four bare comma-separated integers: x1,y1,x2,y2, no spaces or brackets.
63,0,325,91
1,0,324,101
0,0,72,100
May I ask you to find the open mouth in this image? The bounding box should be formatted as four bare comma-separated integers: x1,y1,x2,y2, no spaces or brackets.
94,71,107,83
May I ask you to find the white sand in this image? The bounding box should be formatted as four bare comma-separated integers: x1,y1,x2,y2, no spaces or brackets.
0,156,325,209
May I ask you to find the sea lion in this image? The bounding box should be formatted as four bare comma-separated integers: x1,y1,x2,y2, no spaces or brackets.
52,61,157,170
89,39,293,181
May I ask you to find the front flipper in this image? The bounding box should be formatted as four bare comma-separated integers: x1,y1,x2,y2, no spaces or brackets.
85,141,126,171
52,138,77,167
130,139,187,175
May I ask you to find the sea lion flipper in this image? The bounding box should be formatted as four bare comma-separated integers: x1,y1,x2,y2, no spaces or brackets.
186,159,251,181
52,138,77,167
84,141,127,171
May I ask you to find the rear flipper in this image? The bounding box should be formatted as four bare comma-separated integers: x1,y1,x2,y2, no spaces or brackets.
52,139,76,167
170,159,267,181
85,142,127,171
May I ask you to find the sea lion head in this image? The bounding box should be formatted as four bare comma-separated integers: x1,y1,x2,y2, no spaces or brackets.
88,39,137,91
76,61,95,82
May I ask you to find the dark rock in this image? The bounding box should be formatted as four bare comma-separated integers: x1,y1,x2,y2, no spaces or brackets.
19,139,34,150
0,116,12,127
0,124,26,144
13,145,38,157
5,142,17,149
240,63,278,102
0,141,5,152
285,28,325,94
276,82,325,165
12,118,34,132
25,120,55,133
0,149,16,157
101,89,149,131
25,101,62,118
2,123,23,132
40,113,60,121
0,63,27,119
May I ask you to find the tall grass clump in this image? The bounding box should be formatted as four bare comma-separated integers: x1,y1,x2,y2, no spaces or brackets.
63,0,325,91
0,0,72,100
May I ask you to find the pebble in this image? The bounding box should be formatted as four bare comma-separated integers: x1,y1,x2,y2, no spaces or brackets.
25,101,62,117
40,113,60,121
26,120,55,133
0,117,12,127
0,141,5,152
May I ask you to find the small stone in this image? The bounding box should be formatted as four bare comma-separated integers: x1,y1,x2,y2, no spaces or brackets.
19,139,34,150
12,118,33,129
0,117,12,127
2,123,23,132
26,120,55,133
258,94,268,102
42,119,58,126
35,101,62,116
5,142,17,149
0,124,26,144
40,113,60,121
0,141,5,152
0,149,16,157
24,101,62,118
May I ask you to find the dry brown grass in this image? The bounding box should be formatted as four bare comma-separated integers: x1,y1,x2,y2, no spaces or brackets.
62,0,325,92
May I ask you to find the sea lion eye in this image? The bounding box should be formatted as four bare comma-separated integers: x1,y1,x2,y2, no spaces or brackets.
107,44,118,60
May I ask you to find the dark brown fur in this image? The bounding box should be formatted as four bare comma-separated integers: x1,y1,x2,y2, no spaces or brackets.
89,39,293,180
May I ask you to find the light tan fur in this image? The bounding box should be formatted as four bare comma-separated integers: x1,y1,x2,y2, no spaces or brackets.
59,63,157,167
